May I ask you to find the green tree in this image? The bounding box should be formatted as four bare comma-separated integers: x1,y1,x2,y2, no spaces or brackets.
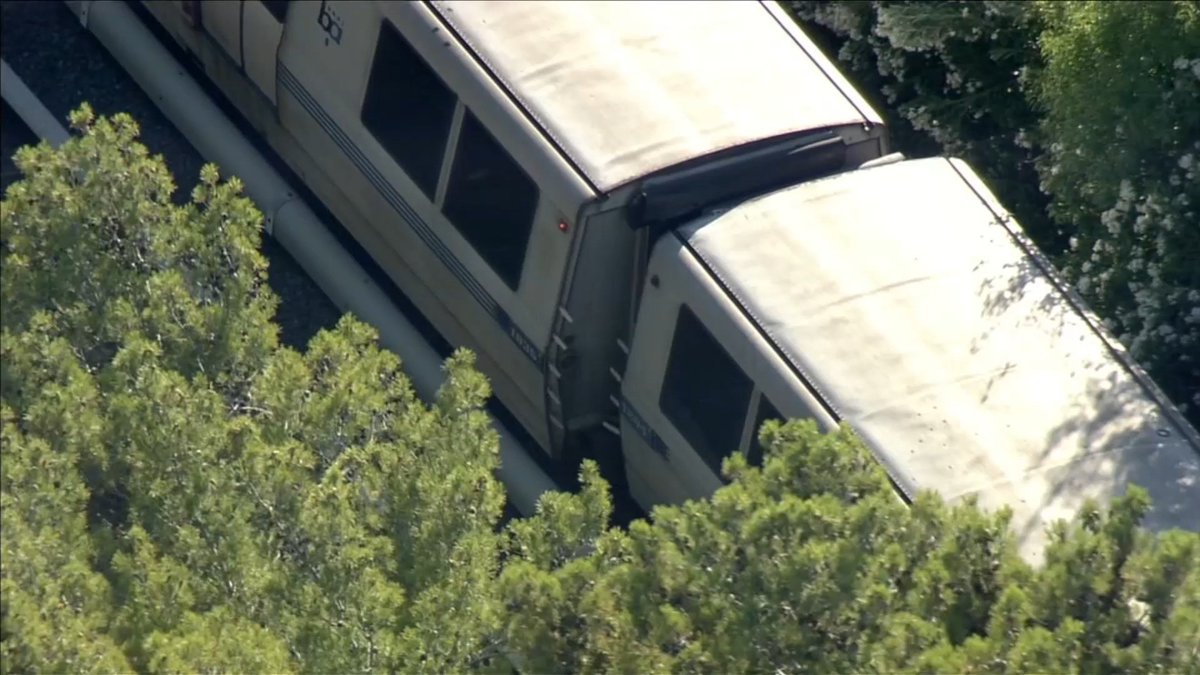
1,106,511,673
1,405,131,673
1029,0,1200,417
498,420,1200,673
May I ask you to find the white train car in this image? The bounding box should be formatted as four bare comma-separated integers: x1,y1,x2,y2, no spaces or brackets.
127,0,1197,561
622,155,1200,560
137,0,885,458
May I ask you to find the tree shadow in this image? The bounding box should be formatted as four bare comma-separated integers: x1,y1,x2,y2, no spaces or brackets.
969,236,1200,555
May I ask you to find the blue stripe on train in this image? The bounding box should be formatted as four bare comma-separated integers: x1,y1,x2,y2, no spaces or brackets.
277,63,543,366
619,395,670,459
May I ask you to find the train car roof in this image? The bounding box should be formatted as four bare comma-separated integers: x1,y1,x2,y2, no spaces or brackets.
679,157,1200,562
427,0,881,193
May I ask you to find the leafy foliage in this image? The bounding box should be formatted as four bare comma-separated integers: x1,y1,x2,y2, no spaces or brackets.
1,108,510,673
789,1,1049,245
498,421,1200,673
1031,1,1200,416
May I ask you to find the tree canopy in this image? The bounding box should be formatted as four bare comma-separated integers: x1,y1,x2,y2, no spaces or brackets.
3,46,1198,675
2,107,509,672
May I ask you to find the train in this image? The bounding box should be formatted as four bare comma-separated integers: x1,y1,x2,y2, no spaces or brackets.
108,0,1197,561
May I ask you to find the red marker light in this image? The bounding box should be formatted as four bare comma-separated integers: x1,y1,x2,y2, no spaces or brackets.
558,220,570,233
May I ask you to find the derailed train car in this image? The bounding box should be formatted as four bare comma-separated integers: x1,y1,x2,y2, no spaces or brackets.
125,0,1198,561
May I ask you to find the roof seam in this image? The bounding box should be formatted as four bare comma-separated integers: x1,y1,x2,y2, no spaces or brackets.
759,0,875,127
939,441,1169,504
423,0,601,195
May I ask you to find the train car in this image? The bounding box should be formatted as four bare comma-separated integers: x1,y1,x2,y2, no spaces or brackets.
128,0,1198,561
621,154,1200,561
137,0,886,459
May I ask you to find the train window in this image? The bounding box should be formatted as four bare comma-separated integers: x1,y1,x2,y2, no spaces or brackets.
746,394,783,467
659,304,754,474
361,21,456,200
442,110,538,290
261,0,289,22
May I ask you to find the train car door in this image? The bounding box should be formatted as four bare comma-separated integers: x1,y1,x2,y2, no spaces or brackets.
195,0,242,69
243,0,289,105
620,229,835,512
619,232,760,508
194,1,287,106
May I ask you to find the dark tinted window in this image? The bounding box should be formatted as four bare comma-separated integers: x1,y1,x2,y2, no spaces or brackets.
361,22,456,199
261,0,289,22
442,111,538,289
660,304,754,474
747,395,783,467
